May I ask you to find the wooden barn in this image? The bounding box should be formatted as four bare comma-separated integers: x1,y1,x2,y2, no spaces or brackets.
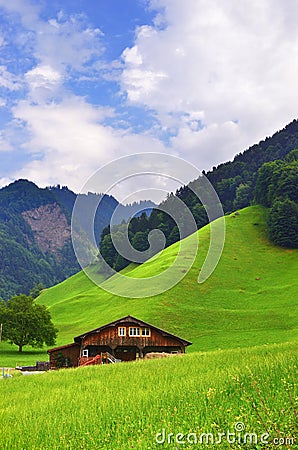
48,315,192,368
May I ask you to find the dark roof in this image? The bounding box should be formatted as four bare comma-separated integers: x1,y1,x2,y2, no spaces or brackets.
74,315,192,346
47,342,80,353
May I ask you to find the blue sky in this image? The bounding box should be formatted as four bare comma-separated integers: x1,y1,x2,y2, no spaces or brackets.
0,0,298,201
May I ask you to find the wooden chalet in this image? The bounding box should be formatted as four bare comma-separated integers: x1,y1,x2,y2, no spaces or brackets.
48,315,192,368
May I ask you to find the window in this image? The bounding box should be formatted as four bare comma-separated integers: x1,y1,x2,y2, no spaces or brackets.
118,327,126,337
82,349,89,357
141,328,150,337
129,327,140,337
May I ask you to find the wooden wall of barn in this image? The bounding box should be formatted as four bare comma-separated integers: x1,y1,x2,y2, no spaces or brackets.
49,344,80,368
81,324,185,351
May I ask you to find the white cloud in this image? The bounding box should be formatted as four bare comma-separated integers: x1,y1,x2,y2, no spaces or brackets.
25,65,62,90
0,1,104,80
33,14,104,74
0,0,40,26
170,120,242,170
0,131,12,151
13,96,115,159
0,1,118,191
1,0,298,200
12,95,167,194
121,0,298,166
24,64,62,102
0,177,14,187
0,66,21,91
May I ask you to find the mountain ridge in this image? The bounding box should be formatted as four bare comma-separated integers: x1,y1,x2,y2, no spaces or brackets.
0,180,155,299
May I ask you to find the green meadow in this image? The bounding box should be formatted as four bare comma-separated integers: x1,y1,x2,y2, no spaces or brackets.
0,205,297,367
0,342,296,449
39,205,298,349
0,205,297,449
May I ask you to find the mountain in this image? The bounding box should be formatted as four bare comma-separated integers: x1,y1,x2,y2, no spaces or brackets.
50,185,155,244
0,180,155,300
99,119,298,271
2,119,297,299
38,205,298,351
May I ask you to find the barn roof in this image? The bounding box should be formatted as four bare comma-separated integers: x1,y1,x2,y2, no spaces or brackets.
47,342,80,353
74,315,192,346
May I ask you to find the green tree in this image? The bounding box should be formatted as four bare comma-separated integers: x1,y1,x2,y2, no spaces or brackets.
192,204,208,229
131,231,149,252
285,148,298,162
268,199,298,248
233,183,252,210
167,225,180,245
254,161,282,207
99,234,117,268
114,254,130,272
0,294,57,352
29,282,45,299
274,162,298,203
216,176,241,211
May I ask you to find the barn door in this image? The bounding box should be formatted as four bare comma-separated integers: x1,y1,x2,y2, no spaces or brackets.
115,347,137,361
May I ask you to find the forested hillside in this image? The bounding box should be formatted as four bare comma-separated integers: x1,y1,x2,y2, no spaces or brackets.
100,119,298,271
0,180,73,300
255,149,298,247
0,181,155,299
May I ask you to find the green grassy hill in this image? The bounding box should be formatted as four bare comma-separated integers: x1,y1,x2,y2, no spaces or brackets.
1,205,297,367
39,205,297,350
1,205,297,450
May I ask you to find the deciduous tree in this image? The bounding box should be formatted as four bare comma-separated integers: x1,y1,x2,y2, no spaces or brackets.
0,294,57,352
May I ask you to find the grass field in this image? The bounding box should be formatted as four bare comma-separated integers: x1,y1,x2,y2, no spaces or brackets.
0,342,296,449
0,205,297,367
0,205,297,449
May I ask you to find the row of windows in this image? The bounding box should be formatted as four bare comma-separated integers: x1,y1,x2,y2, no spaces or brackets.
118,327,150,337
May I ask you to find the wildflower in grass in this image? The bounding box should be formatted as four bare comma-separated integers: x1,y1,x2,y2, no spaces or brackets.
206,387,217,400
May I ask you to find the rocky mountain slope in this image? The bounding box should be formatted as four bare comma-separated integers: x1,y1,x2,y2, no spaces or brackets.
0,180,155,299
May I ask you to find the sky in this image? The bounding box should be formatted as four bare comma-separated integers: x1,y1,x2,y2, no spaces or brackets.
0,0,298,202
